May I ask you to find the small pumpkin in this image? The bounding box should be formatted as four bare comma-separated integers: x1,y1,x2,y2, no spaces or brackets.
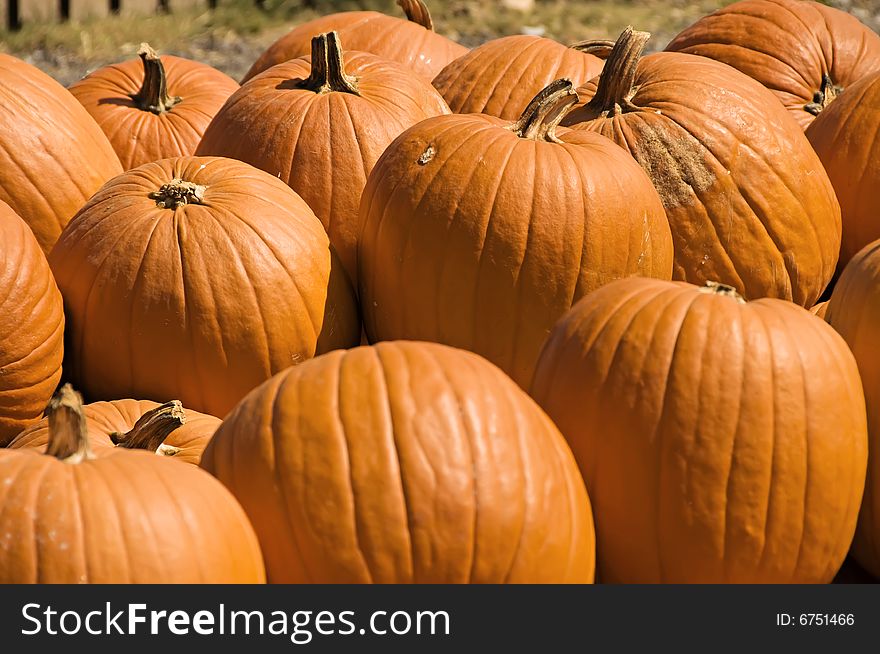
69,43,239,171
198,31,450,284
826,240,880,579
806,71,880,271
201,341,595,584
0,201,64,446
563,27,841,307
666,0,880,129
242,0,466,83
49,156,360,419
432,35,605,120
0,54,122,253
359,78,672,388
0,385,265,583
9,399,220,466
531,277,868,583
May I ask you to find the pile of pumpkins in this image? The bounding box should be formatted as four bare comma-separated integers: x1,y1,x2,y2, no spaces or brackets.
2,0,880,584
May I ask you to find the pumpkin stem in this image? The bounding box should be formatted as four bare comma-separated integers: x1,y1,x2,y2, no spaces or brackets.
45,385,94,464
569,39,615,59
298,32,360,96
508,78,579,144
804,73,843,116
700,280,746,303
130,43,182,114
110,400,186,454
149,179,207,209
398,0,434,30
583,26,649,119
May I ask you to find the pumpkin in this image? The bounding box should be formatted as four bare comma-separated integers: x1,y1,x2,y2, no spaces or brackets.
48,156,360,419
0,385,265,583
197,32,450,284
68,43,239,171
563,27,841,307
201,341,595,584
358,78,672,388
666,0,880,130
826,240,880,579
806,71,880,271
242,0,466,83
9,399,220,466
0,201,64,446
810,300,829,320
531,277,868,583
0,53,122,253
432,35,605,120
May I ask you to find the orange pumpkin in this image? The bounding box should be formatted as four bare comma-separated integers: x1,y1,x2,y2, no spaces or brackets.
0,54,122,252
810,300,829,320
432,35,605,120
531,277,868,583
198,32,450,284
666,0,880,129
69,43,239,171
806,70,880,271
0,201,64,446
359,79,672,388
563,27,841,307
0,386,265,583
826,240,880,579
49,156,359,419
9,399,220,466
201,341,595,584
242,0,466,83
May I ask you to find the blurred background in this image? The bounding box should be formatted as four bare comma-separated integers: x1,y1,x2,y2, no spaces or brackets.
1,0,878,84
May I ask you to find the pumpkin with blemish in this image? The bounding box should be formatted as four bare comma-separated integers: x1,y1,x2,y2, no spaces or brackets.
563,27,841,307
531,277,868,583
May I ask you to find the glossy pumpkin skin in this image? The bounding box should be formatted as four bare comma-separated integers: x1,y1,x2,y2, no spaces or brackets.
0,54,122,253
49,156,360,419
242,6,466,83
531,277,868,583
359,88,673,389
806,71,880,271
69,51,239,170
826,240,880,579
201,341,595,584
564,42,841,307
0,202,64,446
666,0,880,130
9,399,220,466
432,35,605,120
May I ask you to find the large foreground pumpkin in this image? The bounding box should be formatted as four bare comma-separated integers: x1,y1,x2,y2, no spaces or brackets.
531,277,868,583
201,341,595,583
432,35,605,120
69,43,239,170
9,398,220,466
0,202,64,446
359,79,672,388
563,28,841,307
49,156,359,419
242,0,466,83
826,240,880,579
666,0,880,129
198,32,450,284
806,71,880,271
0,54,122,252
0,386,265,583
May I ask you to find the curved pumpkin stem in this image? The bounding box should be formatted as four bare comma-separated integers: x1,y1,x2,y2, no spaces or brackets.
569,39,615,59
45,384,94,464
110,400,186,454
583,26,650,119
299,32,360,96
130,43,182,114
398,0,434,31
700,280,746,304
508,78,579,144
805,73,843,116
